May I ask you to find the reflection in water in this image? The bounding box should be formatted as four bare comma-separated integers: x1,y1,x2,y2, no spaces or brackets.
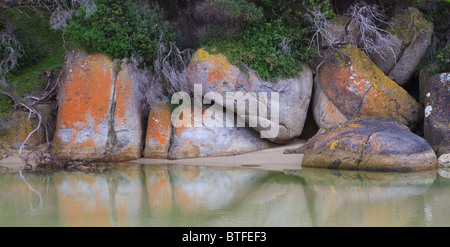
0,164,450,226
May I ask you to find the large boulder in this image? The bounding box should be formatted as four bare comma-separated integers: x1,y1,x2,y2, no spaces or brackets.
301,117,437,172
143,103,173,159
313,45,422,129
424,73,450,157
370,7,433,85
51,49,143,161
168,105,274,159
187,48,313,143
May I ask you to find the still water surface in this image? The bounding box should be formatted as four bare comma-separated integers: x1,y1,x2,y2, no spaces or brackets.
1,164,450,227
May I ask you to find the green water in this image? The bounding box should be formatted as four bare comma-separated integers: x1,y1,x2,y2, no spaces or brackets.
1,164,449,227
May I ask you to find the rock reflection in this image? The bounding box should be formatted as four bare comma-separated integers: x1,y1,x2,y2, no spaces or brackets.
300,168,437,226
2,165,450,226
53,164,144,227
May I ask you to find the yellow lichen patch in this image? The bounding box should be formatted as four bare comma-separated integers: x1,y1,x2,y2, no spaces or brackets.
330,141,339,150
339,45,421,126
191,48,226,63
191,48,234,85
386,8,433,46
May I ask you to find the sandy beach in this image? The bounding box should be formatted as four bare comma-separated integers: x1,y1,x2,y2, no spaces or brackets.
131,139,305,171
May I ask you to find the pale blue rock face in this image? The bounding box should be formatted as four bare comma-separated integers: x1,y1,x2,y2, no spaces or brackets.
168,105,275,160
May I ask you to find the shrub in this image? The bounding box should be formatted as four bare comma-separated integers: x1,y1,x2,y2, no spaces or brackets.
415,0,449,75
422,44,450,75
201,0,329,81
252,0,334,22
206,20,314,81
9,30,46,75
65,0,178,69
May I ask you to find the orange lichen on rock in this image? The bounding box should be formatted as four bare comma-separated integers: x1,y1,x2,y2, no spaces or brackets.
318,45,421,128
188,48,238,94
51,49,143,161
143,104,173,159
113,66,133,126
52,50,112,157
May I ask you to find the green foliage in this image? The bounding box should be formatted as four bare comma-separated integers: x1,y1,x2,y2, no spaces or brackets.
10,31,46,73
427,45,450,75
252,0,334,22
202,0,325,81
0,96,12,117
415,0,449,75
206,20,316,81
66,0,178,69
214,0,264,21
3,10,73,96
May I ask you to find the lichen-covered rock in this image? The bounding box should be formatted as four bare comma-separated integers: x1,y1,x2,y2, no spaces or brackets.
370,7,433,85
168,105,274,159
0,112,45,148
313,45,422,129
51,49,143,161
143,103,172,159
187,48,313,143
424,73,450,157
312,76,349,129
301,117,437,172
0,102,56,149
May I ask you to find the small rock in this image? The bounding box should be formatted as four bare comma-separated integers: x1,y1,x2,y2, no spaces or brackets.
0,111,46,148
438,154,450,168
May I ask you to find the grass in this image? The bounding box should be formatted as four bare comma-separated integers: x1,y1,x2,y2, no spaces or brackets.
5,10,77,96
0,10,78,117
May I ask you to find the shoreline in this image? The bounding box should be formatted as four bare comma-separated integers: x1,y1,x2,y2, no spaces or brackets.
0,140,305,173
131,139,305,171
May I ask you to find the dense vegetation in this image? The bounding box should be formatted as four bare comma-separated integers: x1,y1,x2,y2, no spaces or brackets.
1,0,449,115
65,0,178,69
